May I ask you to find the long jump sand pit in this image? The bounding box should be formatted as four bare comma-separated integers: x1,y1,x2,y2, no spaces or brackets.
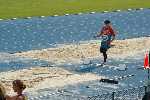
0,67,103,94
14,37,150,63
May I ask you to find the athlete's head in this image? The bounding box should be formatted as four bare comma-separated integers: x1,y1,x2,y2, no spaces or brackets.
104,20,111,25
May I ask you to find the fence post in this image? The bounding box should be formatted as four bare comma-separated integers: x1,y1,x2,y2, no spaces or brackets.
144,85,147,94
112,92,115,100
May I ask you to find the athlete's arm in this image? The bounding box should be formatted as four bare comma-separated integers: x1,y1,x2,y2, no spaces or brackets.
111,35,115,42
110,26,116,42
95,27,105,37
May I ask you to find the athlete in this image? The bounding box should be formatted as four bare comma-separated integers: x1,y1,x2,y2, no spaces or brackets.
94,20,116,64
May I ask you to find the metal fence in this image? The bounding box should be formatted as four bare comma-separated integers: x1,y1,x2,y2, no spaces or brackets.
29,86,146,100
88,86,146,100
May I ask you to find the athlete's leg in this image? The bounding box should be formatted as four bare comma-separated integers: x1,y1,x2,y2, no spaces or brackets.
100,47,107,63
103,51,107,62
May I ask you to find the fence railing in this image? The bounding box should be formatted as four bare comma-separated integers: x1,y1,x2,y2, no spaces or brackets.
88,86,146,100
28,86,147,100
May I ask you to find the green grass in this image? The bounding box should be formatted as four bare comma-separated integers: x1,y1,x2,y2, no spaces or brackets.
0,0,150,19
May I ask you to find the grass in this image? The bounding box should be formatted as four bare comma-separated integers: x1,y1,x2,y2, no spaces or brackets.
0,0,150,19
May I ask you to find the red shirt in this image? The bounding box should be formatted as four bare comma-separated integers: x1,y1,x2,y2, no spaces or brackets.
101,25,115,36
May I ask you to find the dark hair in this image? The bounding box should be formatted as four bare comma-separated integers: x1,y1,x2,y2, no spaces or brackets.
0,95,5,100
0,84,6,100
142,92,150,100
13,80,26,90
104,20,111,24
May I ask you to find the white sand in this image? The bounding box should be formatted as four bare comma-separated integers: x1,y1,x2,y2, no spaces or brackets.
14,37,150,64
0,67,103,94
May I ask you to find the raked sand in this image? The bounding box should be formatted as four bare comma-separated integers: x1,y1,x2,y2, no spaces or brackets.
14,37,150,63
0,67,103,94
0,37,150,94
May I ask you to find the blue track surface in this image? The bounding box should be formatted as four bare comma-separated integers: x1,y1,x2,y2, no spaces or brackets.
0,9,150,52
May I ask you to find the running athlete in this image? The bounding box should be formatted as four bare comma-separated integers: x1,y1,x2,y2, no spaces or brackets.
94,20,116,64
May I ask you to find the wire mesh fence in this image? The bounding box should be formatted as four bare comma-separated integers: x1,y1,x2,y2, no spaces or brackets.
88,86,146,100
28,85,147,100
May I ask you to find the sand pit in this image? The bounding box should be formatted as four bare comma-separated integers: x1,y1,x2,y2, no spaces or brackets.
0,67,103,94
14,37,150,64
